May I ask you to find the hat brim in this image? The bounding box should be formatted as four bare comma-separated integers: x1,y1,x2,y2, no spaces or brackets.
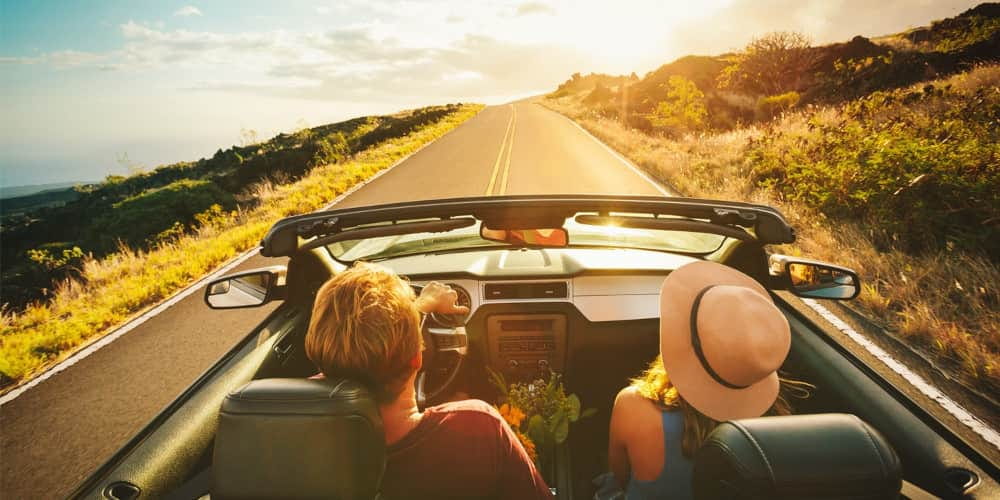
659,261,781,422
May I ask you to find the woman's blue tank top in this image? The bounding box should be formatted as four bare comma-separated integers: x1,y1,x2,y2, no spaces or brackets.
625,410,693,500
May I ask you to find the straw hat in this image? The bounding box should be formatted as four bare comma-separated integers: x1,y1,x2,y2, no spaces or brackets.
659,261,791,422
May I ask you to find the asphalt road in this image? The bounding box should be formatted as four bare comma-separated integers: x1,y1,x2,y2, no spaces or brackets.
0,101,665,499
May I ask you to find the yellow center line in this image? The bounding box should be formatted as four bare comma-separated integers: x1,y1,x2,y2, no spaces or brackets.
485,104,515,195
497,105,517,195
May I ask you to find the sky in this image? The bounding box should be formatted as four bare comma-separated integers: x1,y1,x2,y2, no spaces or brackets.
0,0,983,187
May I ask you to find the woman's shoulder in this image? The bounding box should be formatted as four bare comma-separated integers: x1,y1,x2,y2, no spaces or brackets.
614,385,650,408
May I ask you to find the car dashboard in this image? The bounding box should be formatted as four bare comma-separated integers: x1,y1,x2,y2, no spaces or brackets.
390,247,701,383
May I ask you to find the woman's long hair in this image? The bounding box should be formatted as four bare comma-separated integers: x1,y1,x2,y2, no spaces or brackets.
629,355,814,457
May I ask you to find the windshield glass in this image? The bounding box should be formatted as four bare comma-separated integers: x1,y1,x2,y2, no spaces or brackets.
325,215,728,262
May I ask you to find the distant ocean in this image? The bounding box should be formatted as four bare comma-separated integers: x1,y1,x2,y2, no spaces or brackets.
0,181,95,200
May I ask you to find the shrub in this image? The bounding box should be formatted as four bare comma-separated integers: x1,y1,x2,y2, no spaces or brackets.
756,91,800,120
747,77,1000,256
89,179,234,248
646,76,707,134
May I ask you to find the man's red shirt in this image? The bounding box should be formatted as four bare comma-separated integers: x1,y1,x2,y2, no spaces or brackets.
381,399,552,500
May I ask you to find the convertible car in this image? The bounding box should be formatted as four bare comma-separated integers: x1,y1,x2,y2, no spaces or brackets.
72,195,998,499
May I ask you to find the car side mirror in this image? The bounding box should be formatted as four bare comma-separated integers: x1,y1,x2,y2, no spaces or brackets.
768,254,860,300
204,266,287,309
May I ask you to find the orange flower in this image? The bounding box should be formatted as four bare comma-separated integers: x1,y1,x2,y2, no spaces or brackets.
515,430,538,464
498,403,526,428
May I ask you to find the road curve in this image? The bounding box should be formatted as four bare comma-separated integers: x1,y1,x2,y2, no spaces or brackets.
0,101,666,499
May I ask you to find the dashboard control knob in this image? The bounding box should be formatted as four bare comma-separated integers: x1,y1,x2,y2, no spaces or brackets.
508,359,519,369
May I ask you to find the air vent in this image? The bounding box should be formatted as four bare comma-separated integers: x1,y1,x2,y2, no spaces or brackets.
484,282,567,300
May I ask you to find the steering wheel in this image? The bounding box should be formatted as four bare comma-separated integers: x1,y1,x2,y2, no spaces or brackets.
410,285,469,409
415,317,468,408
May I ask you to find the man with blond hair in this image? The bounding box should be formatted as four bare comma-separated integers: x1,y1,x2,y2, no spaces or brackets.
305,262,552,499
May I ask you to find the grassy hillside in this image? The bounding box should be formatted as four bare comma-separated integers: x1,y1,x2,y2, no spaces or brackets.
1,105,466,308
544,5,1000,395
0,104,483,387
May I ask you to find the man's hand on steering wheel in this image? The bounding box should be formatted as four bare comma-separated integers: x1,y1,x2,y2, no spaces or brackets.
415,281,470,315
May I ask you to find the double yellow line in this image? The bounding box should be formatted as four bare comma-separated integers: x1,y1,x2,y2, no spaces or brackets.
485,104,516,195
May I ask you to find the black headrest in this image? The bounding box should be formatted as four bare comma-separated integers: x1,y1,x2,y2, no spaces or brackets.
694,413,901,499
213,378,385,500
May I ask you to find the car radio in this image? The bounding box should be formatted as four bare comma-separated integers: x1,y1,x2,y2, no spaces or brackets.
486,314,567,380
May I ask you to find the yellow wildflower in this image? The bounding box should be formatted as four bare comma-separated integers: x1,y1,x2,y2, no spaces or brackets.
498,403,526,428
514,430,538,464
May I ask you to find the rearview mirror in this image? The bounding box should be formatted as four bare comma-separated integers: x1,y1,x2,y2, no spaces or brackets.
769,254,860,300
204,266,287,309
480,225,568,247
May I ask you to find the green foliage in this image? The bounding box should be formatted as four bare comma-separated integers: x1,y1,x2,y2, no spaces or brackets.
747,79,1000,256
310,132,350,167
89,179,234,248
26,245,85,272
932,15,1000,52
646,76,707,134
488,369,595,471
756,91,800,120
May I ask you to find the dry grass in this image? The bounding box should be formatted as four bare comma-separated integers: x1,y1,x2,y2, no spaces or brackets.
543,93,1000,395
0,104,484,387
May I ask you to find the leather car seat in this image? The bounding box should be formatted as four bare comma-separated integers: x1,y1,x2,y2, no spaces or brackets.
693,413,901,499
212,378,385,500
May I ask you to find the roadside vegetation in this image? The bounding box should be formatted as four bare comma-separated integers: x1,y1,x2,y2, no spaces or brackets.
0,104,483,387
545,4,1000,395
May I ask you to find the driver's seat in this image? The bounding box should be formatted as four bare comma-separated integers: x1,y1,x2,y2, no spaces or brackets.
212,378,386,500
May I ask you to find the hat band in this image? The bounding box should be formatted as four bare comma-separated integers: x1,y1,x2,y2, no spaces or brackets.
690,285,752,390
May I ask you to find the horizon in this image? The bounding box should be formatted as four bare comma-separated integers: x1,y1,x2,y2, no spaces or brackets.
0,0,983,187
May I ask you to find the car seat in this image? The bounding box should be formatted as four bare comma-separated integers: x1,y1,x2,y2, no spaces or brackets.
693,413,901,499
212,377,386,500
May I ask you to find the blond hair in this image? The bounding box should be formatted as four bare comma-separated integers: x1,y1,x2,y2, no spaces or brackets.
630,355,813,457
305,262,422,403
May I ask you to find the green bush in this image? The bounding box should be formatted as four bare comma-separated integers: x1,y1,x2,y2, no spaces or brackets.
646,76,707,134
747,79,1000,256
89,179,234,248
756,91,800,120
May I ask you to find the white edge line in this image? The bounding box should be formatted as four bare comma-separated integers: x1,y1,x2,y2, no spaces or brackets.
0,121,457,407
544,105,675,197
801,298,1000,450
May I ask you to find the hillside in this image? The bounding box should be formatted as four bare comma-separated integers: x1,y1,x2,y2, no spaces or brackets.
0,104,483,386
560,3,1000,132
544,5,1000,396
1,105,464,309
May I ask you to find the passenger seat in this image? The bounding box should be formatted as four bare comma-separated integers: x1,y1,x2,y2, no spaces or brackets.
693,413,901,499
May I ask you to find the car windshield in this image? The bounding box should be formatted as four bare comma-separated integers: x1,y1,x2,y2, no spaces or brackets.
325,214,729,262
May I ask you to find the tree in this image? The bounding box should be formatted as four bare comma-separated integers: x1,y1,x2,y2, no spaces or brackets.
646,76,707,134
719,31,815,95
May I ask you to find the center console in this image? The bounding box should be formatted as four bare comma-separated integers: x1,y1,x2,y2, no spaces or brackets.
486,314,567,380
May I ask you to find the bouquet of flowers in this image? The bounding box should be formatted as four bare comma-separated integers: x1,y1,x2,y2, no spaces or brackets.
489,369,596,471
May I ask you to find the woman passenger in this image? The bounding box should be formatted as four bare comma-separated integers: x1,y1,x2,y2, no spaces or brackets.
607,261,812,499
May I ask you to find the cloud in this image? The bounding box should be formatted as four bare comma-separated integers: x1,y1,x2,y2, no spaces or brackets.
173,5,203,17
515,1,555,16
7,21,583,102
0,50,108,68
